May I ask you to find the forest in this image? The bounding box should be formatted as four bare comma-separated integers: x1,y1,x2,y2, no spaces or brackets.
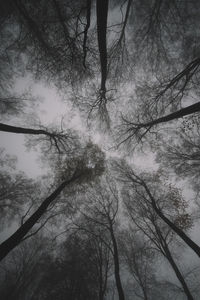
0,0,200,299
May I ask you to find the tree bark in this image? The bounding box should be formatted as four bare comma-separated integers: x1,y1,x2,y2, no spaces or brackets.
109,221,125,300
163,242,194,300
96,0,109,92
142,287,148,300
157,57,200,100
136,102,200,128
83,0,91,68
0,122,53,136
143,183,200,258
0,176,78,261
154,203,200,258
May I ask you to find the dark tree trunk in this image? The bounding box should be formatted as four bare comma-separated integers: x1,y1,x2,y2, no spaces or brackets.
154,204,200,258
144,184,200,258
0,176,77,261
96,0,108,92
142,288,148,300
164,242,194,300
139,102,200,128
109,222,125,300
0,123,52,136
83,0,91,68
157,57,200,100
99,257,104,300
99,289,104,300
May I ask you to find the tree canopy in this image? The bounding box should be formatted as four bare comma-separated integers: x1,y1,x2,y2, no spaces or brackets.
1,1,200,299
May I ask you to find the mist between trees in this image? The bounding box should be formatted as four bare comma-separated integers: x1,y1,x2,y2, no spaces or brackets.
0,0,200,299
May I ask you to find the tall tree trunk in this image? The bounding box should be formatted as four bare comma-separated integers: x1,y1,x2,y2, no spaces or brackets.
164,242,194,300
0,123,52,136
96,0,109,93
143,183,200,258
83,0,91,68
99,254,104,300
0,176,78,261
142,287,148,300
157,57,200,100
136,101,200,128
99,289,104,300
154,204,200,258
109,222,125,300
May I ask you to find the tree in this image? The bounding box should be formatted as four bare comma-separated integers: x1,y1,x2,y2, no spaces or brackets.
157,114,200,194
0,142,105,261
0,149,37,227
1,1,200,299
77,175,126,300
119,229,157,300
114,0,200,148
0,122,78,153
1,0,199,123
11,0,89,82
115,161,200,258
70,215,112,300
118,101,200,147
123,179,195,300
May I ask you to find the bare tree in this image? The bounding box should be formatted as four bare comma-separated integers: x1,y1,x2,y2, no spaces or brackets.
0,122,78,153
123,182,195,300
0,143,105,261
120,229,157,300
115,161,200,258
78,175,126,300
69,219,112,300
118,102,200,147
0,149,37,226
157,115,200,194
